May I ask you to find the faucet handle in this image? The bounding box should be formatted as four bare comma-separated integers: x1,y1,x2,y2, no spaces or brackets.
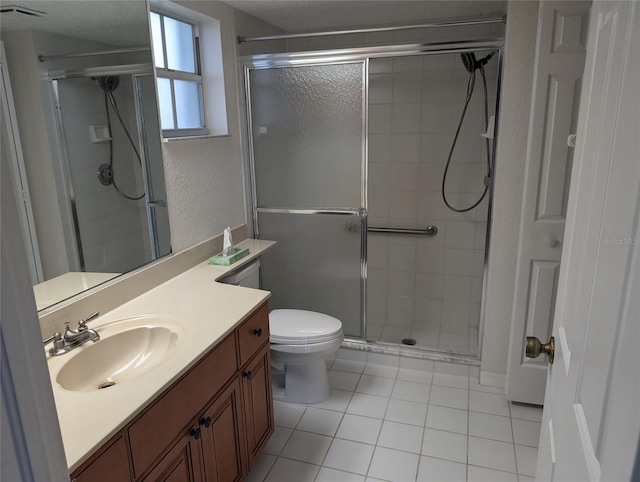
77,312,99,330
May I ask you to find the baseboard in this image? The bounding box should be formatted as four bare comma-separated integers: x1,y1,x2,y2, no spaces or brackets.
480,371,507,389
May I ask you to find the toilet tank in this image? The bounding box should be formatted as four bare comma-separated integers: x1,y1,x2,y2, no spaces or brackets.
218,259,260,289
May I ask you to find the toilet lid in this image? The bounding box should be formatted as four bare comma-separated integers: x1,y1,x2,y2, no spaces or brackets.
269,309,343,344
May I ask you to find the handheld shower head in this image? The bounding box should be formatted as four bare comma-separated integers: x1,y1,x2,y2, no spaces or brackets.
459,51,496,72
95,75,120,92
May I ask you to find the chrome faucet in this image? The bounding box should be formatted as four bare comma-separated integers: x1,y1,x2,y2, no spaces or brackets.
44,312,101,356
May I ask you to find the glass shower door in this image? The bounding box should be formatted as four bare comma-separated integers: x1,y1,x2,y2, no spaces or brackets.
246,62,366,338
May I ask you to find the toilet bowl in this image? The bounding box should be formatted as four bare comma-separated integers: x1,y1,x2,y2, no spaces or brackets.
269,309,343,404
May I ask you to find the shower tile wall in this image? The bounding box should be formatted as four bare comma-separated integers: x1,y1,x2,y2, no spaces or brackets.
366,52,498,355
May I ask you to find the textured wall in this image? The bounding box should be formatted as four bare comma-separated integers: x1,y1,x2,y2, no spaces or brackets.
481,0,539,376
162,1,283,252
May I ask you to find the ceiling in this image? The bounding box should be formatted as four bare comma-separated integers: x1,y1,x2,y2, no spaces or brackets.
0,0,150,46
222,0,507,33
0,1,507,46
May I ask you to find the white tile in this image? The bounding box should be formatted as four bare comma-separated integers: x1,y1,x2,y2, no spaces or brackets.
468,436,517,473
469,391,511,417
391,379,431,403
244,453,276,482
389,269,416,296
310,389,353,413
515,444,538,477
467,465,518,482
369,73,393,104
393,72,423,103
421,428,467,463
443,275,472,301
509,403,543,422
416,247,446,274
280,430,332,465
336,414,383,445
369,104,392,133
323,439,375,475
264,457,319,482
263,426,292,455
347,393,390,419
397,367,433,384
367,352,400,367
445,221,476,249
391,133,421,163
364,363,399,379
415,272,443,299
385,398,428,426
316,467,366,482
428,385,469,410
356,375,395,397
399,357,435,373
389,243,417,270
331,359,366,373
368,447,420,482
425,405,468,434
469,412,513,443
297,407,343,436
469,378,505,394
518,476,535,482
512,419,541,448
433,361,471,377
273,401,305,428
391,103,421,133
432,373,469,389
329,370,362,391
416,456,466,482
378,420,424,453
369,134,392,163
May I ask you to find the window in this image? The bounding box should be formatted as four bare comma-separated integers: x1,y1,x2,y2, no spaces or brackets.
150,11,206,136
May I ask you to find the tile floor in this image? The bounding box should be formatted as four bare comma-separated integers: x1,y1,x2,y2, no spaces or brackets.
246,359,541,482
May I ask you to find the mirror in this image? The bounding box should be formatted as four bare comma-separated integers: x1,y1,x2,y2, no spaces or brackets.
0,0,171,311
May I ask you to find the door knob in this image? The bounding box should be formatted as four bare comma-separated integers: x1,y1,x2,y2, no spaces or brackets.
525,336,555,364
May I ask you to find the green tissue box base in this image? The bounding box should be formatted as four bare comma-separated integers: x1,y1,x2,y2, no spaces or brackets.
208,247,249,266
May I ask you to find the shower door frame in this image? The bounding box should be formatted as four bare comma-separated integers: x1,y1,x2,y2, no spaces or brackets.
241,38,504,359
49,64,162,270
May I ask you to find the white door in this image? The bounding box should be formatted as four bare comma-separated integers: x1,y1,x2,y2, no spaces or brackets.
507,1,589,404
535,1,639,480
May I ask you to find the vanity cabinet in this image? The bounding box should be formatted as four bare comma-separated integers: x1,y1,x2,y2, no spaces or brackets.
70,302,273,482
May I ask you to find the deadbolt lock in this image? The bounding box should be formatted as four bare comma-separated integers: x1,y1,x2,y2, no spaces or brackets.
525,336,555,364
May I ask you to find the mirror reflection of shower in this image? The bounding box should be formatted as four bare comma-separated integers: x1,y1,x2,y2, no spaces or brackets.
442,51,496,212
94,75,145,200
51,69,170,274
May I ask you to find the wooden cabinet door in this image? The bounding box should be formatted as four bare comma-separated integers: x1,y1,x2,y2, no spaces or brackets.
199,378,245,482
72,434,131,482
142,431,203,482
241,345,274,465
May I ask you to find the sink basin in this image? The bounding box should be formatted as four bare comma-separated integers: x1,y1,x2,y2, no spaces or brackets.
56,315,188,392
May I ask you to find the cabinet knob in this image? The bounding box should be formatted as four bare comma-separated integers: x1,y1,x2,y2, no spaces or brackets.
253,328,263,337
200,416,212,428
190,427,201,440
243,370,253,380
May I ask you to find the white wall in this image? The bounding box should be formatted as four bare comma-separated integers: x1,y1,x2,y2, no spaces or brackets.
160,1,284,252
481,0,539,377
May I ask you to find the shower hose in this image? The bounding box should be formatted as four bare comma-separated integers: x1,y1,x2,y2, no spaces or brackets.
441,61,492,213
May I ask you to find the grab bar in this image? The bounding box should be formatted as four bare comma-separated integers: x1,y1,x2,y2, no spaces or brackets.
367,225,438,236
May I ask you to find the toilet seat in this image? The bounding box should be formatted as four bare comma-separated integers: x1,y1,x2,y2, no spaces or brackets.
269,309,343,345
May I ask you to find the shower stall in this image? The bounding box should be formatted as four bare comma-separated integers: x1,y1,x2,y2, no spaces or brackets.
243,35,502,359
49,65,170,274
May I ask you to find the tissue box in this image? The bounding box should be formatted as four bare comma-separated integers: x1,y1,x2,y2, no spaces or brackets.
208,247,249,266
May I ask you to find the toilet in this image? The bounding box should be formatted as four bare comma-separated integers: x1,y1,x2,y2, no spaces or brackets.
219,259,344,404
269,309,343,403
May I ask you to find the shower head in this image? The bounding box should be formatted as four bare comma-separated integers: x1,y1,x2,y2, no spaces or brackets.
459,51,496,72
95,75,120,92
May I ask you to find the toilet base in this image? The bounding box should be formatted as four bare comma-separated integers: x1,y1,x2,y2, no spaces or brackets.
271,358,330,404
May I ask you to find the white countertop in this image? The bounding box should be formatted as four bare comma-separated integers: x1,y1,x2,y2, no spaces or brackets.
46,239,275,472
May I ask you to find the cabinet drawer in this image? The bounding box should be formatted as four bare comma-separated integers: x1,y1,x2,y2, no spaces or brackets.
129,333,237,478
237,303,269,366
